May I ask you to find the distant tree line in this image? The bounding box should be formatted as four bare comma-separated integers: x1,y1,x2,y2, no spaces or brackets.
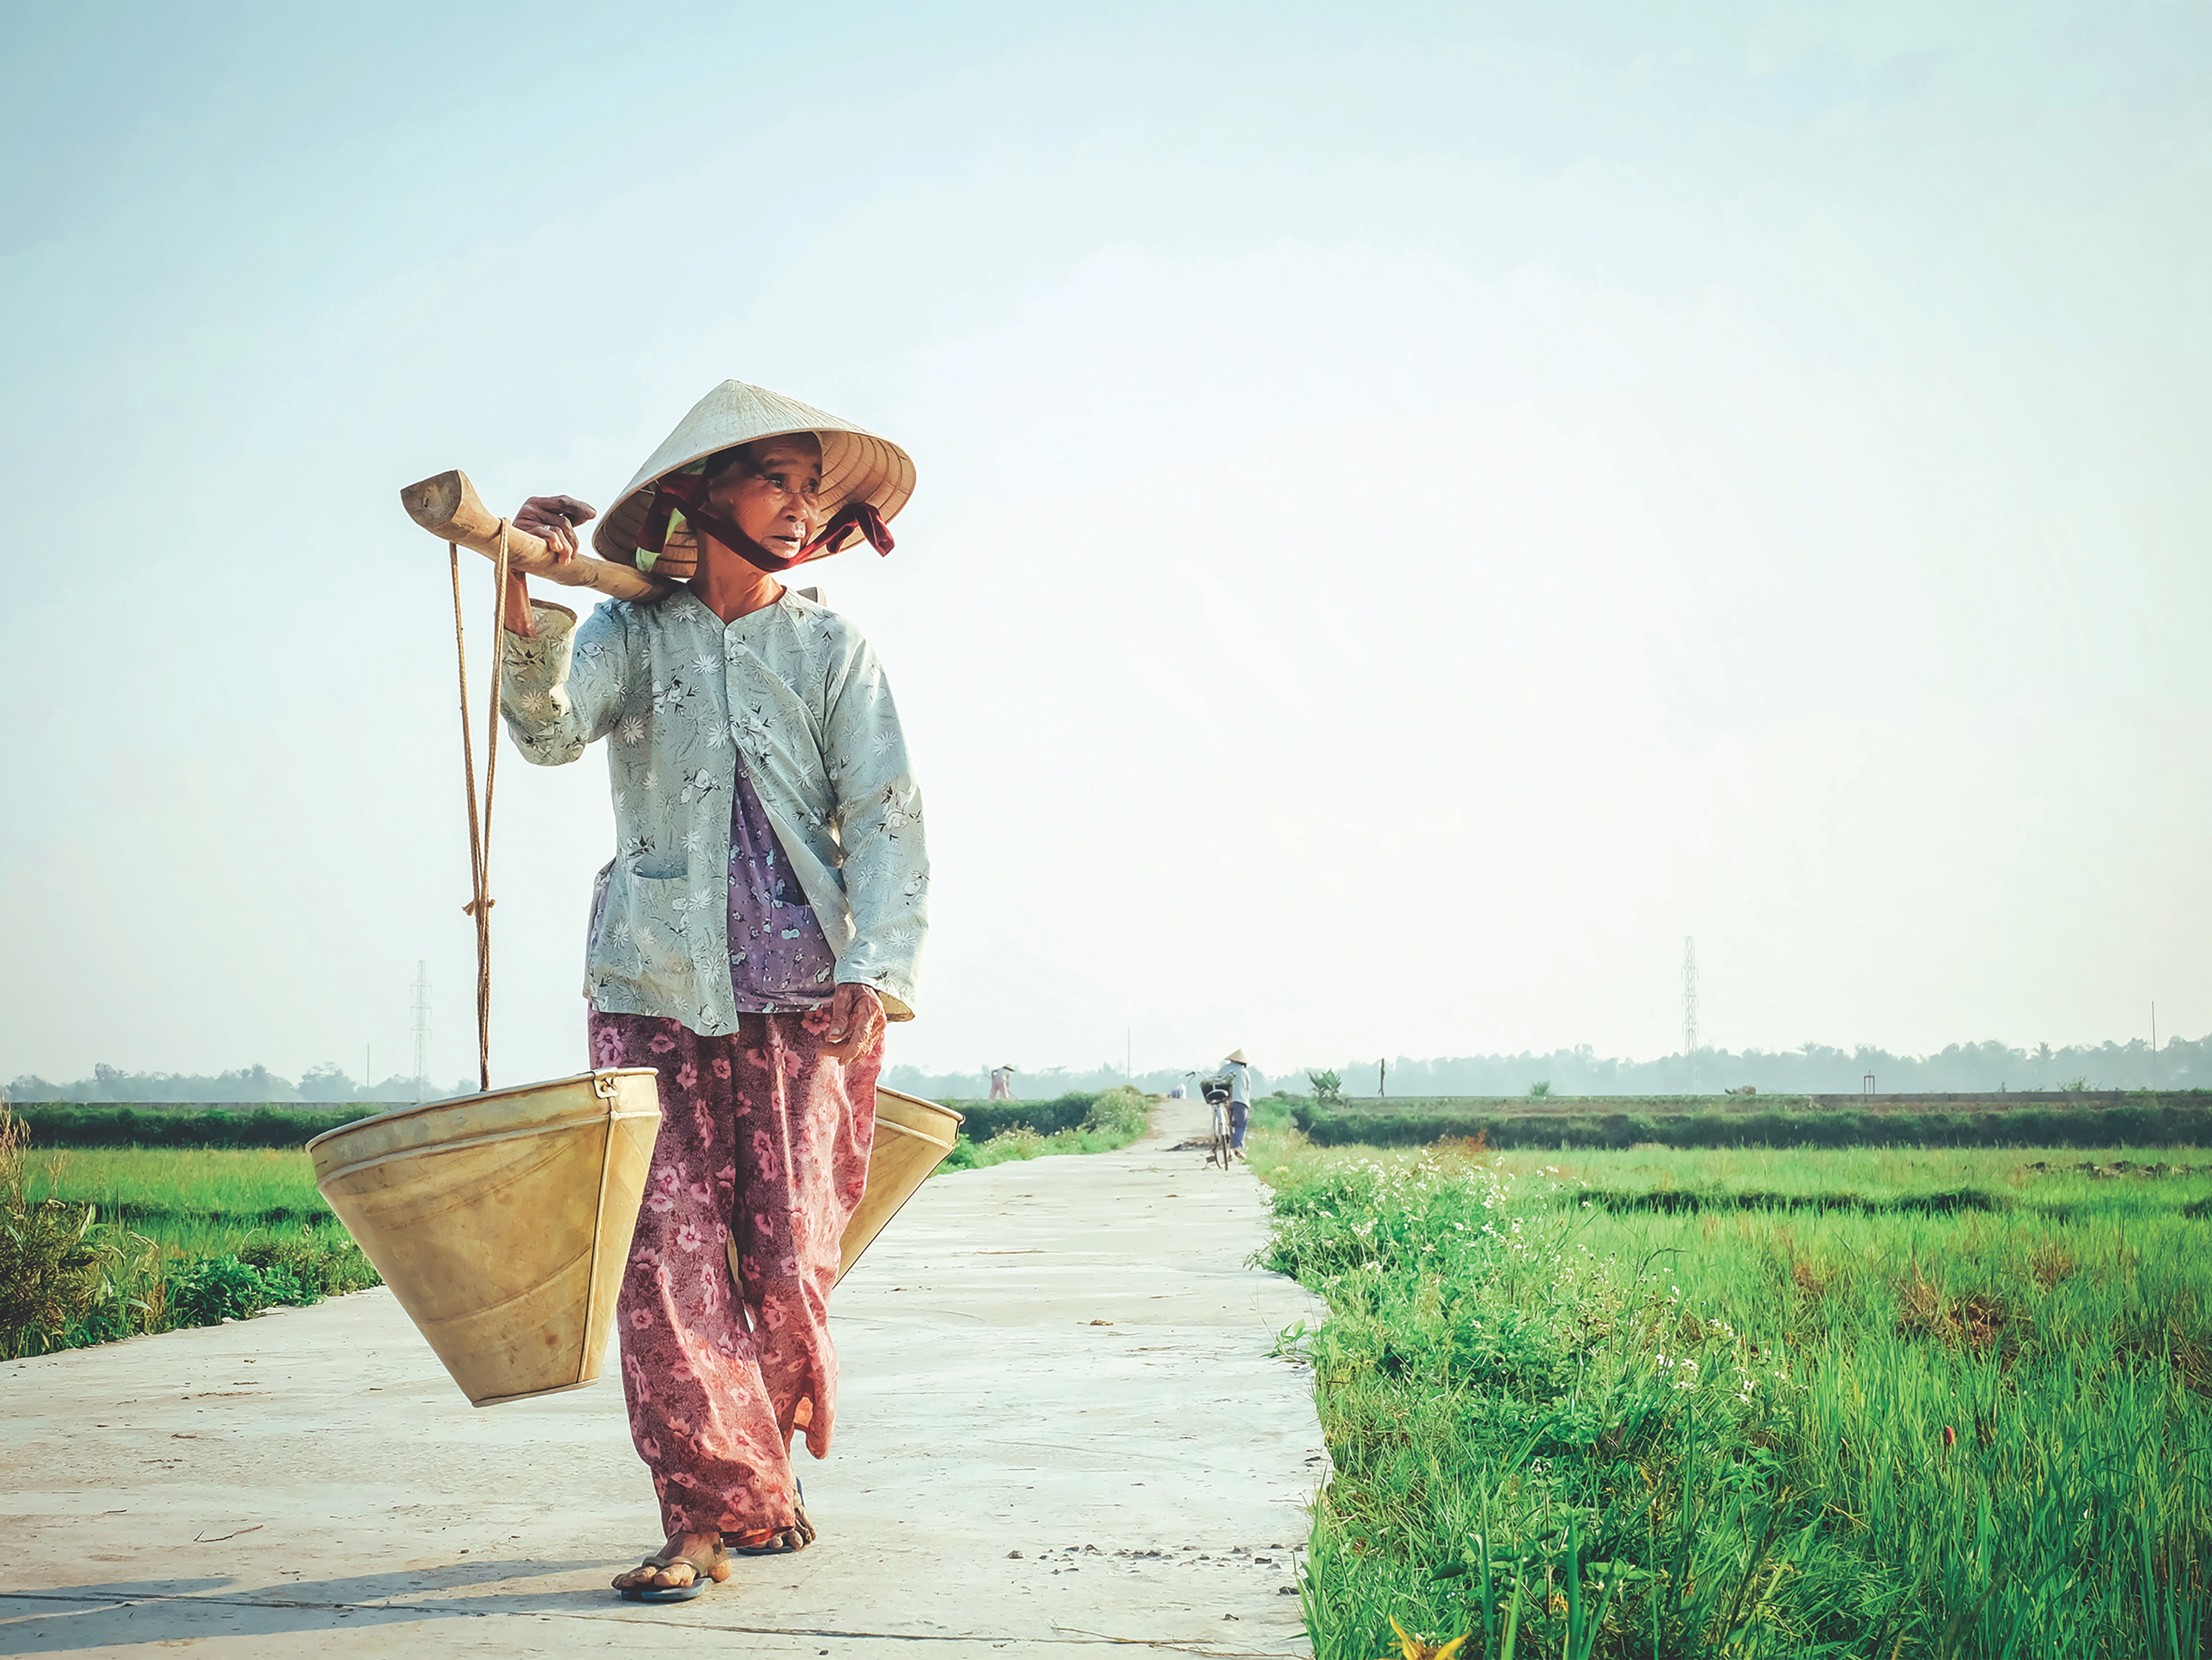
1333,1036,2207,1098
14,1031,2204,1105
894,1035,2209,1103
4,1061,471,1105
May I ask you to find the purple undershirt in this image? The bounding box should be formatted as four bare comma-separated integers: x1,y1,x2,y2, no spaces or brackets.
726,765,835,1012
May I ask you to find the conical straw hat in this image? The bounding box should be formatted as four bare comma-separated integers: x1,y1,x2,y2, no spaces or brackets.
593,378,916,567
1225,1049,1250,1064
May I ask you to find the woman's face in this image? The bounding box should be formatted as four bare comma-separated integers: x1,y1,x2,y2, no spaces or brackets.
706,436,824,558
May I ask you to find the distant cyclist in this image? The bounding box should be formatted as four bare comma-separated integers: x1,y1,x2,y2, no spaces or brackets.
1220,1049,1253,1159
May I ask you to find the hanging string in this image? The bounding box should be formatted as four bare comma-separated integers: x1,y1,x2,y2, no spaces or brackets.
448,519,510,1092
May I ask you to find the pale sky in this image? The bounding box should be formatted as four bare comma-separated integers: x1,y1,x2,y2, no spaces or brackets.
2,2,2206,1089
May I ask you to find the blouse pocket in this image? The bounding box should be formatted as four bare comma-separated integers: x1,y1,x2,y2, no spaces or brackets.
620,866,701,1003
585,863,696,1004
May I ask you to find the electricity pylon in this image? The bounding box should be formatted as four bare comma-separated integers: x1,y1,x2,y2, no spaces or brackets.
1682,936,1700,1093
411,961,432,1104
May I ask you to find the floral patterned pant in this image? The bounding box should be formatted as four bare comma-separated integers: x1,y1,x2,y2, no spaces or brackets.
587,1008,880,1538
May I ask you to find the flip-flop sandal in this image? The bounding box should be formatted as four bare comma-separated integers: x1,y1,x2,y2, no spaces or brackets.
728,1508,815,1555
615,1542,725,1602
728,1482,817,1556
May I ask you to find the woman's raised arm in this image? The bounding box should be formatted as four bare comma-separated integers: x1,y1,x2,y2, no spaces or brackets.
499,596,636,767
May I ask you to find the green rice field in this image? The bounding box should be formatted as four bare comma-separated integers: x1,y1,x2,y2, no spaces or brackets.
27,1146,329,1225
1,1127,378,1358
1480,1144,2212,1218
22,1146,349,1266
1253,1128,2212,1659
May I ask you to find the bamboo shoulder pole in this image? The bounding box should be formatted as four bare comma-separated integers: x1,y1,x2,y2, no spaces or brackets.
401,469,674,604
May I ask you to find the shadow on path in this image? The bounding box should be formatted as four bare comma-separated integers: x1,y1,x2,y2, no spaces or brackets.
0,1558,616,1654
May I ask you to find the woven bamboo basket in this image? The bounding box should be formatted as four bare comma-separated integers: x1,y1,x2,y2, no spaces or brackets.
840,1087,964,1280
308,1069,663,1408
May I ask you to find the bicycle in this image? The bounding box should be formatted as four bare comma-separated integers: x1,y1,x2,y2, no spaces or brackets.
1199,1075,1234,1171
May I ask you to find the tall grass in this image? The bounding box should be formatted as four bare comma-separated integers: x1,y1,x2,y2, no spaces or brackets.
1255,1134,2212,1658
0,1103,163,1357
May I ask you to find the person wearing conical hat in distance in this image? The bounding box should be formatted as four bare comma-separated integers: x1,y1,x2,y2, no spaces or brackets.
1221,1050,1254,1159
987,1063,1016,1101
496,381,928,1601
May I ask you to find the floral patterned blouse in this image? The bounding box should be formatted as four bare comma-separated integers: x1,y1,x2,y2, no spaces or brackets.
500,587,928,1033
582,760,837,1015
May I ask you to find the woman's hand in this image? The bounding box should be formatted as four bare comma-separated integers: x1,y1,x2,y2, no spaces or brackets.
822,983,886,1062
515,494,596,557
501,495,597,637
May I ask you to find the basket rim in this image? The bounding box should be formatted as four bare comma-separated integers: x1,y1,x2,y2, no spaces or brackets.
304,1068,661,1155
876,1084,964,1125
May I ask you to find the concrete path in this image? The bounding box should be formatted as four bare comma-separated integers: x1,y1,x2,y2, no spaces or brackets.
0,1098,1327,1657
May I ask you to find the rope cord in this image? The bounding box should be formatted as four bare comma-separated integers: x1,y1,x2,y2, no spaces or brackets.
448,520,511,1092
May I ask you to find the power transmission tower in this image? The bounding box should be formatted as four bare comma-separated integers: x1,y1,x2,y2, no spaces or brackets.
411,961,432,1104
1682,937,1700,1093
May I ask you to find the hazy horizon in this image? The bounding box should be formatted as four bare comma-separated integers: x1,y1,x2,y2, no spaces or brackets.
3,4,2206,1088
14,1023,2202,1107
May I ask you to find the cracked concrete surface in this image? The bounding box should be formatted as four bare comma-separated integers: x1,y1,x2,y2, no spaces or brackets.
0,1097,1327,1656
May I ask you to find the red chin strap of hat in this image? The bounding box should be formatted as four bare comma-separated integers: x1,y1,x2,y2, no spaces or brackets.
637,473,895,575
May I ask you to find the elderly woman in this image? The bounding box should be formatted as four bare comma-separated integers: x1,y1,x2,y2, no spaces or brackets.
496,381,928,1601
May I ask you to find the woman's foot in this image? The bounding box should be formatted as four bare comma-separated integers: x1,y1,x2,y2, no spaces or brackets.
727,1505,817,1556
612,1530,731,1597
